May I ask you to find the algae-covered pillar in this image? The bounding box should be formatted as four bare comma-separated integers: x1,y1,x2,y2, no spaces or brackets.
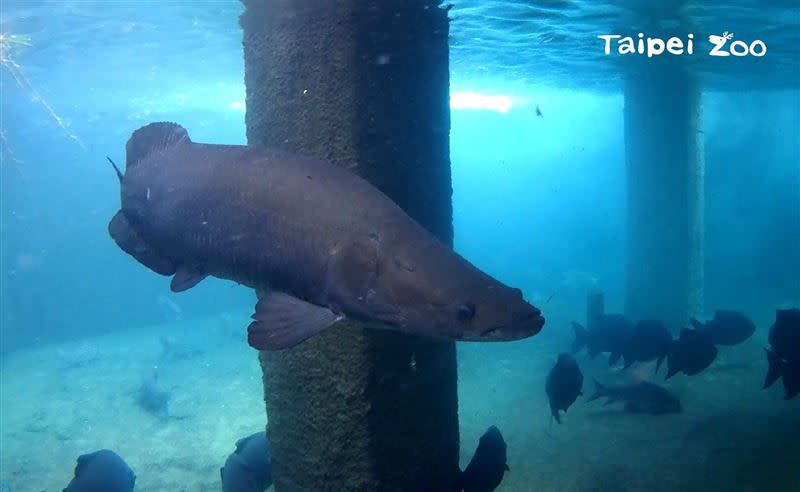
239,1,458,490
624,59,704,330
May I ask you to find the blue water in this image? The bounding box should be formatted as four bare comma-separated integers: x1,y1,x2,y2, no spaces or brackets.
1,1,799,491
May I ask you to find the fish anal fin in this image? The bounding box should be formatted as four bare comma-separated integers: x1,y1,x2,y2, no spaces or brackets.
248,292,342,351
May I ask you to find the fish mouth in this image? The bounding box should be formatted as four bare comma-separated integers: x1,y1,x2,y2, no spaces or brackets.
480,312,545,340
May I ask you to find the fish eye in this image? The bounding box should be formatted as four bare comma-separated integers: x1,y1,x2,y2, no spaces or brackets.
457,302,476,321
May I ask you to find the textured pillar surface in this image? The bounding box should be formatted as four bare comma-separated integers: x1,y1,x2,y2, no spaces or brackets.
790,92,800,305
240,2,458,490
587,290,604,324
624,60,704,331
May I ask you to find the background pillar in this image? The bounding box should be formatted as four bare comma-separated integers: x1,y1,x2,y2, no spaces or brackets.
624,60,704,330
239,1,458,490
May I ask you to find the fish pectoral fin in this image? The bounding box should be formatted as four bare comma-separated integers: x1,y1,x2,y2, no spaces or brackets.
247,292,343,350
170,266,208,292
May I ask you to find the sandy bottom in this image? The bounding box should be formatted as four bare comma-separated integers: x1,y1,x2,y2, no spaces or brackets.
1,309,799,491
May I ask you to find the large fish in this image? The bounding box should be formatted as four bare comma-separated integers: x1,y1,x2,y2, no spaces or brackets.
108,122,545,350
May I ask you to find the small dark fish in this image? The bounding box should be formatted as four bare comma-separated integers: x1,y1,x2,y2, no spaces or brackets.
572,314,634,365
136,368,170,419
587,380,681,415
455,426,509,492
545,353,584,423
221,431,272,492
666,328,718,379
690,310,756,346
63,449,135,492
622,319,673,371
764,308,800,399
535,105,543,117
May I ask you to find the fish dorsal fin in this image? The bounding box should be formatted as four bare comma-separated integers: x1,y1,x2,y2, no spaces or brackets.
126,122,190,168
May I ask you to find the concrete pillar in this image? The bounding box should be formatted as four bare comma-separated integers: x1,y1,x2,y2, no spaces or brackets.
587,290,605,325
624,60,704,330
790,91,800,305
239,2,458,490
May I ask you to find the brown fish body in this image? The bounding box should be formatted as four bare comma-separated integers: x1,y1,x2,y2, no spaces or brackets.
110,122,544,350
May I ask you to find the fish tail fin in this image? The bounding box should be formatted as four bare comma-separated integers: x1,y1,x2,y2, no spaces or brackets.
586,379,606,402
764,348,783,389
571,322,588,353
106,156,123,182
126,122,190,168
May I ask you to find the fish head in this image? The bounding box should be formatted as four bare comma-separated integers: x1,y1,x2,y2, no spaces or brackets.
445,280,545,342
374,238,545,342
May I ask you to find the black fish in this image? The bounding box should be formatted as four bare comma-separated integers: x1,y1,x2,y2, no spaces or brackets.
221,431,272,492
63,449,135,492
764,308,800,399
108,122,544,350
690,310,756,346
666,328,718,379
455,426,509,492
572,314,634,365
545,353,584,423
587,380,681,415
622,319,673,371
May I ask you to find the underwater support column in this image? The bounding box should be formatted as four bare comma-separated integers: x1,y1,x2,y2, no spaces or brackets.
240,2,458,491
623,60,704,330
791,90,800,305
587,290,604,324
